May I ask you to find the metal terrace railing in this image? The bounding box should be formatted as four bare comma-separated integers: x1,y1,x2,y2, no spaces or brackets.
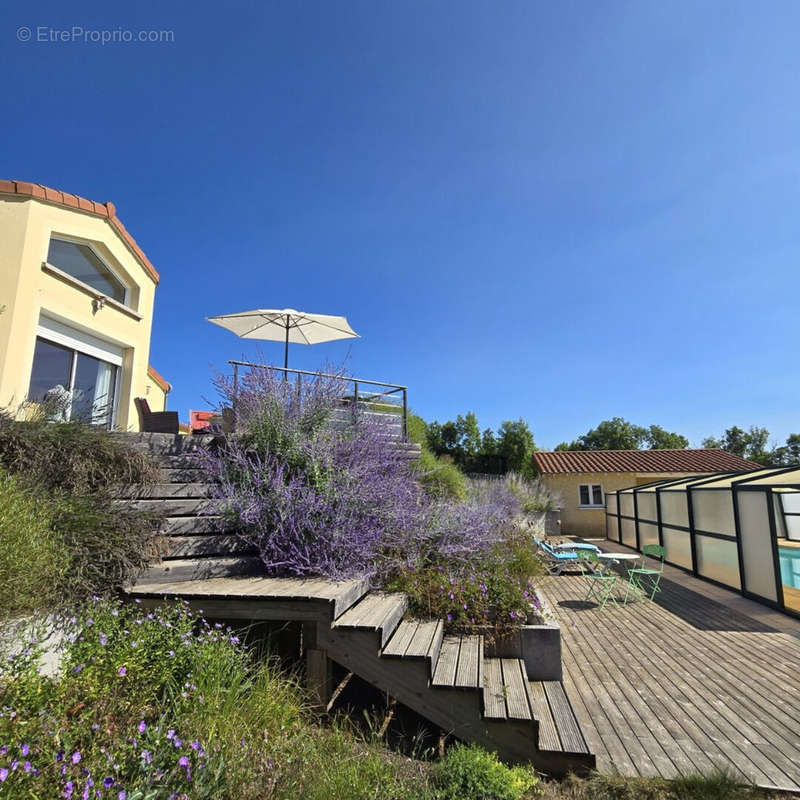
228,360,409,440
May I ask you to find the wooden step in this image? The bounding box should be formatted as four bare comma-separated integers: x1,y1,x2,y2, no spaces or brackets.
138,556,262,584
382,619,444,676
483,658,533,721
112,432,211,455
166,535,255,558
332,592,407,647
528,681,592,758
160,468,207,483
160,515,235,535
432,635,482,689
155,454,206,469
120,498,215,516
115,483,215,499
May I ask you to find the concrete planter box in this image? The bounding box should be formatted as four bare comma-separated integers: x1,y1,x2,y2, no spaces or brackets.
483,622,562,681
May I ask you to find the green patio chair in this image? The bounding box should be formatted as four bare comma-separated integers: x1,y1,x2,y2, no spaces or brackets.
579,550,618,609
623,544,665,604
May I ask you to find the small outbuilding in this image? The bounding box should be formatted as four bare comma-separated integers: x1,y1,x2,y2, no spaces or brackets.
532,449,761,539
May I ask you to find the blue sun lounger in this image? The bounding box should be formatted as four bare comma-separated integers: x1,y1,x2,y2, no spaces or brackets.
534,537,585,576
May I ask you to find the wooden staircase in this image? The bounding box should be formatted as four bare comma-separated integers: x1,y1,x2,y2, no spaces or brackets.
119,432,593,775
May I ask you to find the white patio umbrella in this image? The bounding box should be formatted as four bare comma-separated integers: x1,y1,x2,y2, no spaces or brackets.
206,308,360,368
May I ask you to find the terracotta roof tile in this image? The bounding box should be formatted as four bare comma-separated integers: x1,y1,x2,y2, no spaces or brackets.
147,365,171,393
0,180,159,284
532,449,762,475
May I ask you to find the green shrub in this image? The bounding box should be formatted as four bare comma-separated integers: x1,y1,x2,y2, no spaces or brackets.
0,414,165,611
388,528,546,638
0,412,159,494
0,469,69,616
413,449,468,501
0,598,423,800
430,743,537,800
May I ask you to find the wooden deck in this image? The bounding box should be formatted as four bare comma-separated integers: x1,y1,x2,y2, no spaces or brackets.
540,558,800,791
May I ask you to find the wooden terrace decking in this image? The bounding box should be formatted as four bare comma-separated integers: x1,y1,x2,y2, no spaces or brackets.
540,548,800,792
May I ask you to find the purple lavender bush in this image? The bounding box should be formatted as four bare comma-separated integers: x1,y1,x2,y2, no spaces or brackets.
202,364,517,584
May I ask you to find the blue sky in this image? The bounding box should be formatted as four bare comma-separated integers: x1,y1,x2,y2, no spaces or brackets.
3,1,799,449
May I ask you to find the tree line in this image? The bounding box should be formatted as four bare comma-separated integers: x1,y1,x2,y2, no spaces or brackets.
425,413,536,476
557,417,800,466
421,413,800,474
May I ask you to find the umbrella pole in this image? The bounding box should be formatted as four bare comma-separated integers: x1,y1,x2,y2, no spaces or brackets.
284,316,289,377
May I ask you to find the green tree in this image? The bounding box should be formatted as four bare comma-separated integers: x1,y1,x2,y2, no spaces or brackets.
703,425,772,463
554,441,571,451
455,412,482,464
497,419,536,476
574,417,647,450
763,433,800,466
481,427,497,456
646,425,689,450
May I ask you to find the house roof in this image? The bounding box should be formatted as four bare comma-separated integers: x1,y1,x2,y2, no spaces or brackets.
532,449,762,475
147,365,171,393
0,179,160,285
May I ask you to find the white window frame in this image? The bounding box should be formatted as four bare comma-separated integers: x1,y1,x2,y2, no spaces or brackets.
46,234,132,307
34,316,123,428
579,483,605,509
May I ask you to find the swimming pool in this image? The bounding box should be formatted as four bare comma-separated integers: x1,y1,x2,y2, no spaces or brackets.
778,546,800,589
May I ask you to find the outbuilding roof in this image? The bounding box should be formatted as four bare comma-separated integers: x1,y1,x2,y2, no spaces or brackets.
0,179,160,284
532,449,762,475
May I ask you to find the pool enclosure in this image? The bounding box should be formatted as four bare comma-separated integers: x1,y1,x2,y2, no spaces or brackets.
605,466,800,617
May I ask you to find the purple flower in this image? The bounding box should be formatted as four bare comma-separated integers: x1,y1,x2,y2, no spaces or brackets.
24,761,31,773
446,614,453,621
173,737,183,748
56,750,65,762
137,720,146,734
141,750,152,765
72,751,82,764
103,777,114,788
0,768,8,782
166,729,175,740
117,667,126,677
190,741,202,751
86,618,94,627
21,744,29,756
99,634,107,646
118,792,127,800
178,756,189,768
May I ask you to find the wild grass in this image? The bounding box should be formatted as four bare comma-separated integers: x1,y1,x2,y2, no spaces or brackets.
0,469,70,616
0,409,159,494
0,412,164,615
0,599,427,800
537,771,773,800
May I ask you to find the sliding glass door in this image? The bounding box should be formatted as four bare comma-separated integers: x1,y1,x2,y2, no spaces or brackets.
28,336,118,427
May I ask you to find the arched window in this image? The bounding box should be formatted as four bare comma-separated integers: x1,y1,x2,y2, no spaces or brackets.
47,237,128,304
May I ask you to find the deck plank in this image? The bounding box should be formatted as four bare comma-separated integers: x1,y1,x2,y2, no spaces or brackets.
454,635,481,689
528,681,561,752
501,659,532,721
541,572,800,791
543,681,588,754
483,658,507,719
382,620,418,657
405,620,439,658
432,636,460,687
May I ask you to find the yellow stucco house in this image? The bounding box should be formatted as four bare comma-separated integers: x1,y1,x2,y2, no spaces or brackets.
0,180,170,430
532,449,761,539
